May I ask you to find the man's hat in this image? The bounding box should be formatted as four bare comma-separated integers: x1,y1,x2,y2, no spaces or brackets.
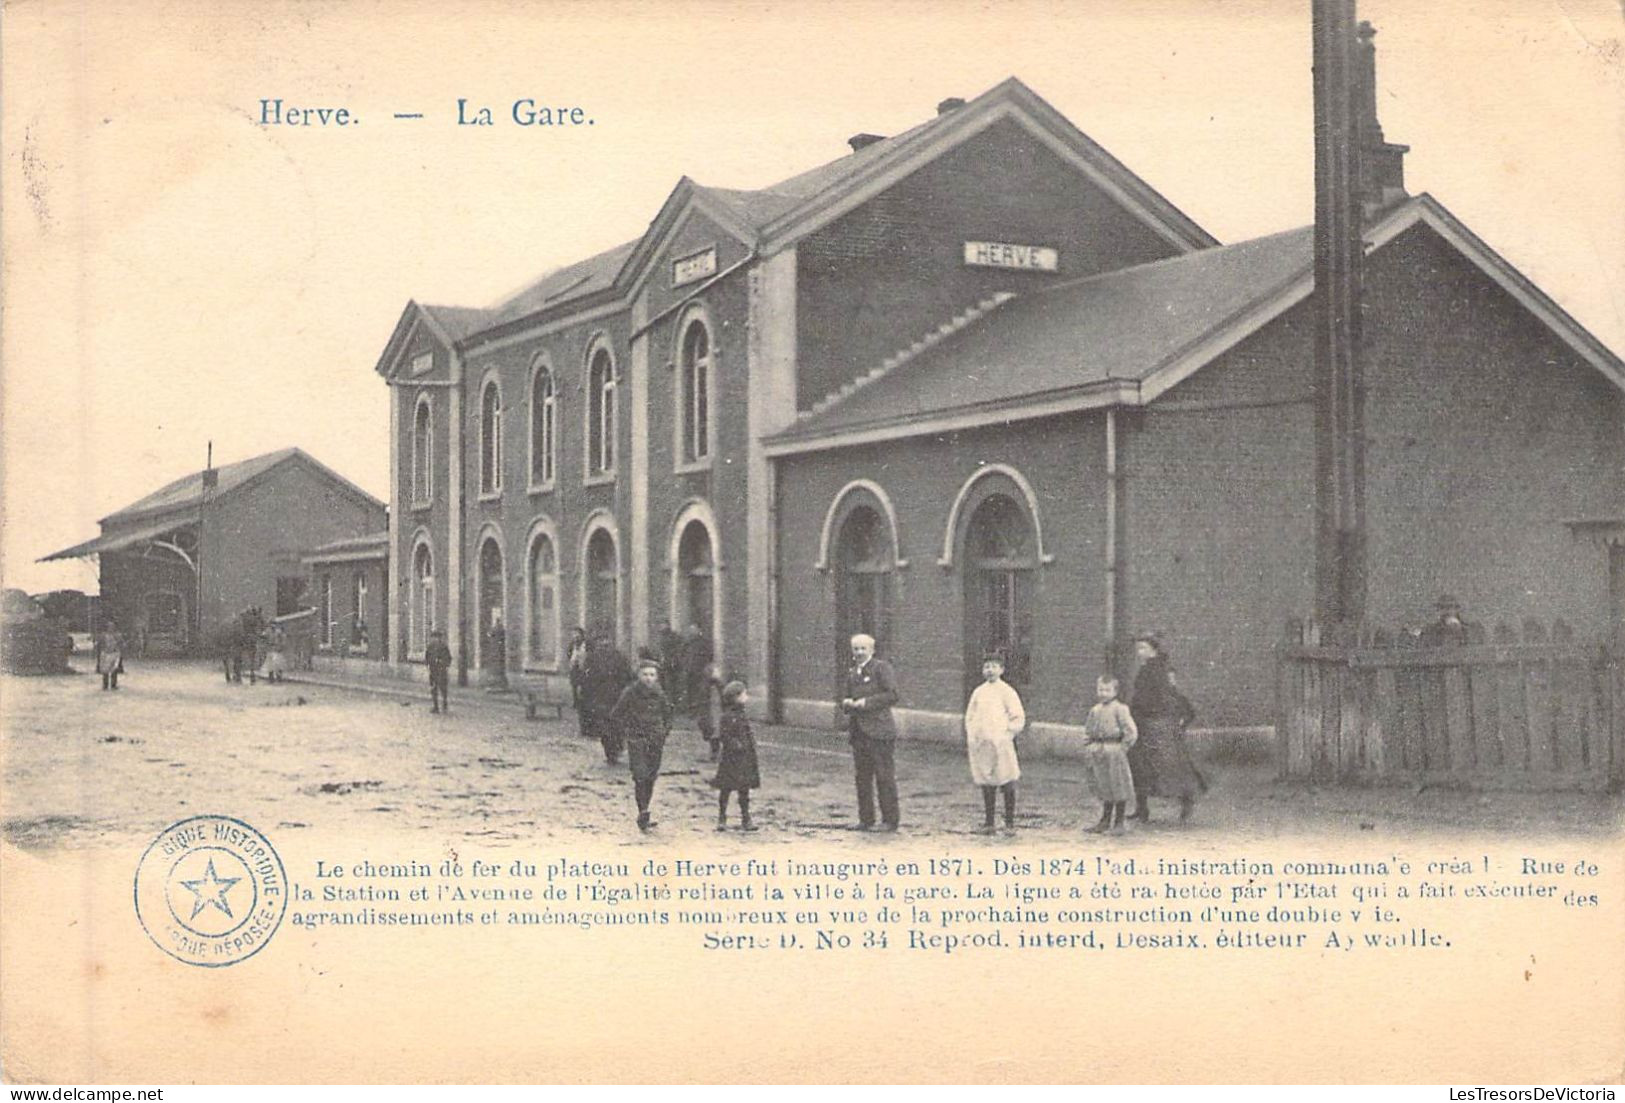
635,658,661,673
720,680,748,704
1435,594,1463,612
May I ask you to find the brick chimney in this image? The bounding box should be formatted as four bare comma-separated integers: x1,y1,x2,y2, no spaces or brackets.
936,96,966,115
847,133,886,153
1354,21,1409,216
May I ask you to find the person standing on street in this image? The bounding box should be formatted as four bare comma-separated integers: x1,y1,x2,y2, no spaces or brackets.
840,633,900,831
682,622,719,758
567,627,589,709
96,624,124,691
1125,633,1203,823
426,629,453,713
580,632,633,764
711,680,761,831
610,658,673,831
964,651,1025,834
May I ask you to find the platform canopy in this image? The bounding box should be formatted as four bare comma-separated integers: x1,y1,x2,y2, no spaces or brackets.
39,518,194,562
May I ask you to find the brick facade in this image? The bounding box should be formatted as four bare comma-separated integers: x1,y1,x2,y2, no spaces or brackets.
371,80,1622,736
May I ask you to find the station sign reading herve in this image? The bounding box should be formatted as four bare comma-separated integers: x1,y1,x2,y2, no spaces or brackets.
962,240,1059,272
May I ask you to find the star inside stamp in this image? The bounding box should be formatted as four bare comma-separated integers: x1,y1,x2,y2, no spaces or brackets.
133,815,288,967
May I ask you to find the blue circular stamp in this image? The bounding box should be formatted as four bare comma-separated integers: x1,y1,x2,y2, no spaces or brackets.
133,815,287,967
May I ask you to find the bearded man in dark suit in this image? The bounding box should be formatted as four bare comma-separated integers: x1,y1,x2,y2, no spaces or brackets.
840,633,900,831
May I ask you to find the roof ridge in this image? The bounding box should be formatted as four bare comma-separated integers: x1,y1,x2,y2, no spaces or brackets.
799,292,1017,421
1023,224,1315,300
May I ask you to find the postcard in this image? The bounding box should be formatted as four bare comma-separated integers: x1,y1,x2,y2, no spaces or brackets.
3,0,1622,1085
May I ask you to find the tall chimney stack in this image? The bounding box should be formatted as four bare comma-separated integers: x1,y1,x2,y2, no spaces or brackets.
1354,22,1409,216
1311,0,1367,626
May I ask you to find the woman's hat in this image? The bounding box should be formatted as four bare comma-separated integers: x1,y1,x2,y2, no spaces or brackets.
980,651,1006,665
1435,594,1463,613
720,680,747,704
1134,631,1165,653
636,658,661,674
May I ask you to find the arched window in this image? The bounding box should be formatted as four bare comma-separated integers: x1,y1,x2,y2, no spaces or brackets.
586,343,615,478
677,314,711,467
835,505,895,677
526,530,560,668
479,377,503,495
963,493,1036,693
412,395,433,506
530,359,556,489
476,533,506,669
676,519,714,640
584,526,619,643
410,541,435,659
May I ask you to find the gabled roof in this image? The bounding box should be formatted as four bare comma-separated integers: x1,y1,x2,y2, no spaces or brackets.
100,448,383,526
764,194,1625,456
396,76,1217,350
480,238,640,330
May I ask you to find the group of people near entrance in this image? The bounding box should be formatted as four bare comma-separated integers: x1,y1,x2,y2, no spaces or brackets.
564,621,1205,835
848,631,1204,836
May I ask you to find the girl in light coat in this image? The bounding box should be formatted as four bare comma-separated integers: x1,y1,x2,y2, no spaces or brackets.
964,652,1026,833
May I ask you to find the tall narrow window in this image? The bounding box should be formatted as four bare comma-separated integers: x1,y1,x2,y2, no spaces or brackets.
963,493,1035,695
319,575,334,648
527,531,560,668
352,571,368,645
480,378,503,495
412,396,433,505
587,344,615,477
584,527,619,642
835,506,895,683
530,360,556,488
679,316,711,465
411,542,434,658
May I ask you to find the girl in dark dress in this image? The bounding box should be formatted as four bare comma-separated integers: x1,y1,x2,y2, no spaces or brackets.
1126,633,1205,823
710,680,760,831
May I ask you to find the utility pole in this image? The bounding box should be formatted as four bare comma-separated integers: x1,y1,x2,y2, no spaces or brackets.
1311,0,1368,626
198,441,216,649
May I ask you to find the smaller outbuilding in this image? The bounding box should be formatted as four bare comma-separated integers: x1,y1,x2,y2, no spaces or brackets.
41,448,387,657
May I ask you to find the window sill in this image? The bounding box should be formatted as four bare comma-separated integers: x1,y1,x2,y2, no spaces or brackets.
583,471,616,488
523,662,561,675
410,500,433,512
673,458,712,476
527,481,556,496
477,490,502,503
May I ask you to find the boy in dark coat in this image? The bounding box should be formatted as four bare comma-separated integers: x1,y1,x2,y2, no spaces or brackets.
425,629,453,713
710,680,760,831
610,658,673,831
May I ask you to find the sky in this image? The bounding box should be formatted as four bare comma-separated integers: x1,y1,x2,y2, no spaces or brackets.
4,0,1622,595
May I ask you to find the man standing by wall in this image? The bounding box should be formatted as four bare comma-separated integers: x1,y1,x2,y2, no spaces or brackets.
840,633,900,831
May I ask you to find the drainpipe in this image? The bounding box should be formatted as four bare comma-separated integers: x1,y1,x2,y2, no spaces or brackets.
1104,408,1120,674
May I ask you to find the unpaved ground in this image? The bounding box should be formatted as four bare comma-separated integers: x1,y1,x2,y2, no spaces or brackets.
2,659,1619,854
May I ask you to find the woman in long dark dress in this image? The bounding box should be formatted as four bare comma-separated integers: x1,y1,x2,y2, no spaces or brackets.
1126,633,1205,823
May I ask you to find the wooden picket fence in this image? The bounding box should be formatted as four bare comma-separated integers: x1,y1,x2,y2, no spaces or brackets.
1276,618,1624,790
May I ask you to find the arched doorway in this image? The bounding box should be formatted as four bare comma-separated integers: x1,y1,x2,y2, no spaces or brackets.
676,519,714,641
526,528,560,669
963,493,1035,696
834,505,895,680
410,540,434,659
584,526,619,644
477,535,506,670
